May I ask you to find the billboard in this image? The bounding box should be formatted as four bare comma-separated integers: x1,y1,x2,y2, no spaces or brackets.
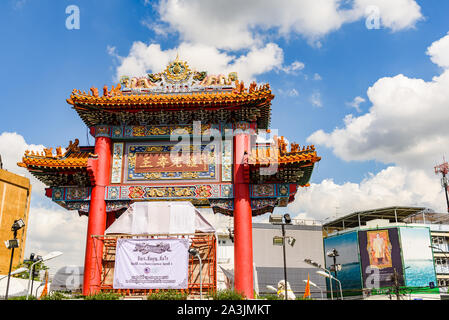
358,228,404,289
324,231,362,295
113,238,189,289
399,227,437,289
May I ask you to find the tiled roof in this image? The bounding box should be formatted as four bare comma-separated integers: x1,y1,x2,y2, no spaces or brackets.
67,82,274,129
67,83,274,108
249,136,321,166
18,139,91,169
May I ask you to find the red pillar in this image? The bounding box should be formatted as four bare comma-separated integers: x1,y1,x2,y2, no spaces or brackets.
83,136,111,295
233,132,254,299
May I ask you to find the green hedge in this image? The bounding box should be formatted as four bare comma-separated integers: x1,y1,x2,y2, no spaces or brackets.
147,290,188,300
209,289,245,300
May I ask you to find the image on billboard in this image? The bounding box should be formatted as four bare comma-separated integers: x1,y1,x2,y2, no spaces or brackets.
399,227,437,289
324,231,362,295
359,228,404,289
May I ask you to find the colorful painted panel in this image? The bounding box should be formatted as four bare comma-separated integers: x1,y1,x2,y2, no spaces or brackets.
359,228,404,289
111,142,124,183
99,124,236,139
221,139,232,182
52,187,91,201
252,184,276,197
250,183,290,198
124,142,218,183
399,227,437,289
96,123,253,139
324,231,362,295
106,184,226,200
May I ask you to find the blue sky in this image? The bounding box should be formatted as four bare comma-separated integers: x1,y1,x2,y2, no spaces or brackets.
1,0,449,269
1,0,448,184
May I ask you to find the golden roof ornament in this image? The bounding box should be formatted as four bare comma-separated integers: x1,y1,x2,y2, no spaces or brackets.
163,54,191,82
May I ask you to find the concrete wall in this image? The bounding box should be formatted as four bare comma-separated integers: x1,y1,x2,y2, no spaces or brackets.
0,169,31,274
252,223,326,297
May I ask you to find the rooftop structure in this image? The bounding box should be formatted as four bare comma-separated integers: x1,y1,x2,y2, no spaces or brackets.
322,206,428,235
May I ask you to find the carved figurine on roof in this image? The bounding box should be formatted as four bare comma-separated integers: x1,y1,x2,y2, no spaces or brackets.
119,55,239,94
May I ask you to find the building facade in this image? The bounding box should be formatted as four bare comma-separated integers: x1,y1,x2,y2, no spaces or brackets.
323,207,443,300
0,169,31,274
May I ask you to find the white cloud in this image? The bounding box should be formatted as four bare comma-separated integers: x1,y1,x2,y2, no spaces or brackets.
293,32,449,222
310,91,322,107
353,0,423,32
111,0,423,88
154,0,423,50
0,132,87,273
278,88,299,97
281,61,305,74
426,31,449,69
307,32,449,171
288,166,445,221
0,132,47,197
313,73,322,81
346,96,365,112
24,206,87,273
109,41,285,83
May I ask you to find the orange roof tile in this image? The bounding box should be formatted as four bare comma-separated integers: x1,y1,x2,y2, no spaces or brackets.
18,139,91,170
248,137,321,167
67,83,274,108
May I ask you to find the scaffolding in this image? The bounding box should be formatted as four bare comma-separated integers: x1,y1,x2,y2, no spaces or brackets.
91,232,217,298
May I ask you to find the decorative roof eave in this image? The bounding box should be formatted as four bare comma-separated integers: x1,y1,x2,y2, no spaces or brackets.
248,137,321,185
248,153,321,167
248,140,321,166
18,139,92,169
70,102,272,129
67,87,274,109
17,139,94,187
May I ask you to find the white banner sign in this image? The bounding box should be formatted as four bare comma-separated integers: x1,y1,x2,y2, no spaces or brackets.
113,238,189,289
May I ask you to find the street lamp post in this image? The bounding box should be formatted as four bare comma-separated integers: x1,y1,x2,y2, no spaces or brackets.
189,248,202,300
327,248,340,279
4,219,25,300
317,270,343,300
26,251,63,300
270,213,294,300
304,258,333,300
281,223,288,300
25,253,42,298
0,267,28,281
